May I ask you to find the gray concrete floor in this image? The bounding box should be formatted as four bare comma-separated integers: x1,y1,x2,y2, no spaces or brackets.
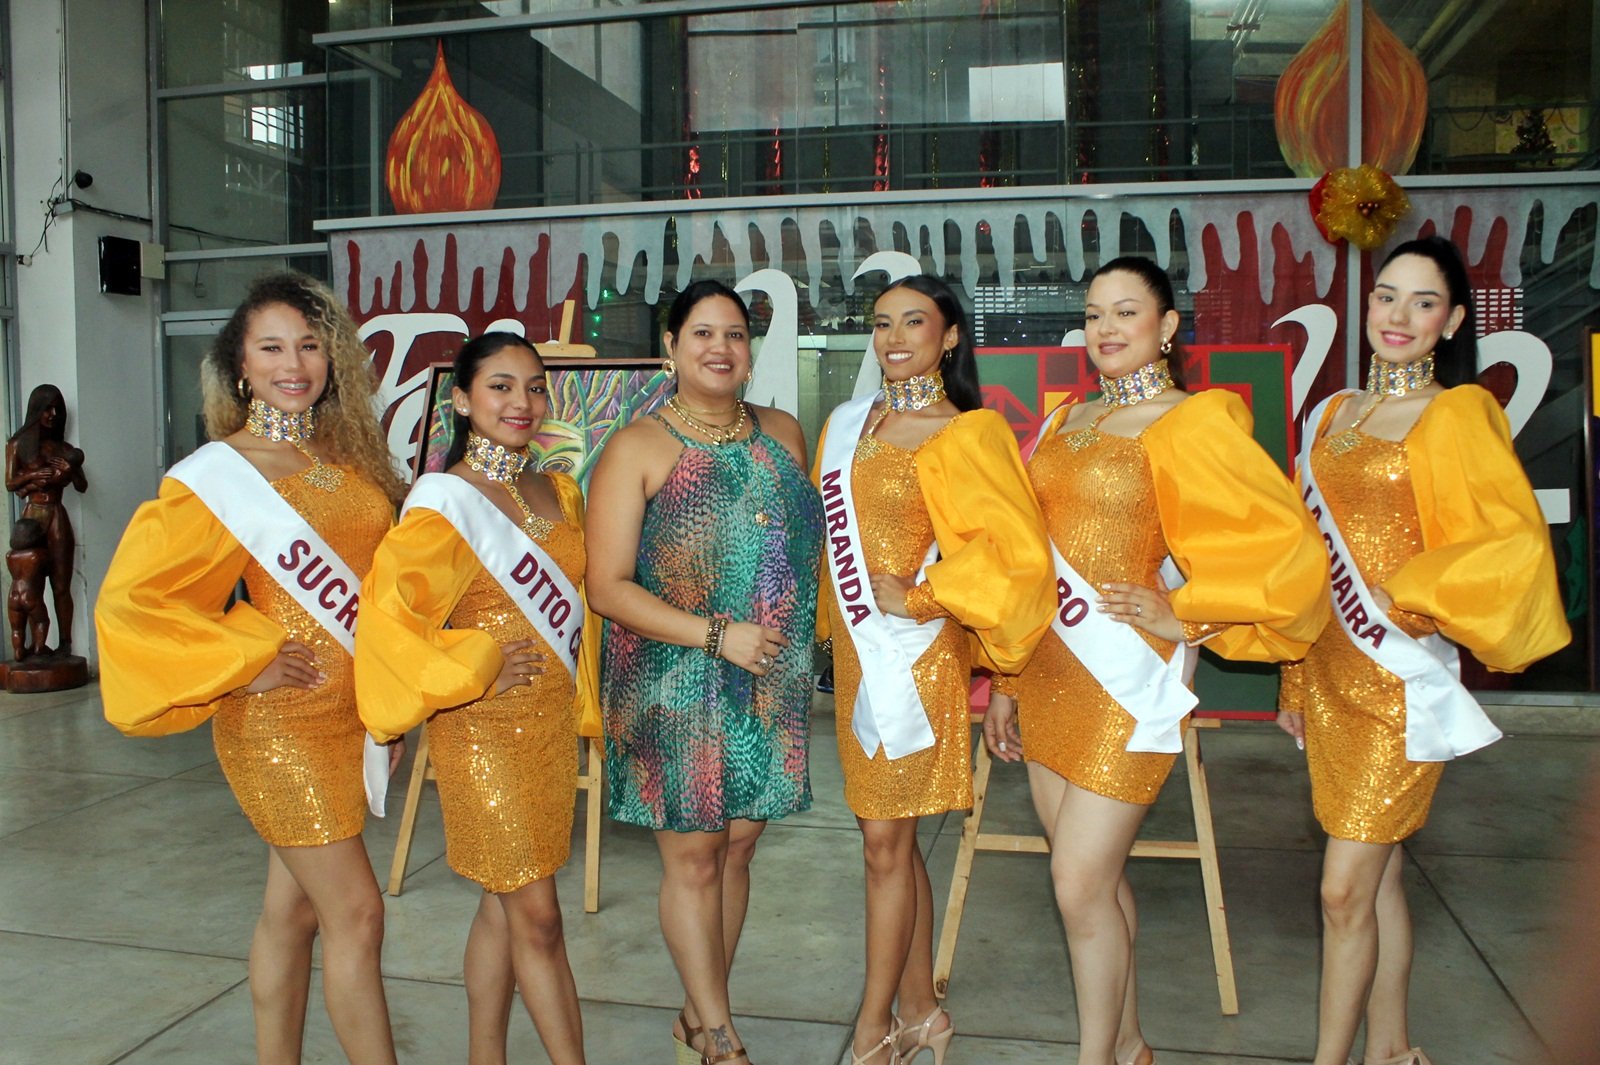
0,685,1591,1064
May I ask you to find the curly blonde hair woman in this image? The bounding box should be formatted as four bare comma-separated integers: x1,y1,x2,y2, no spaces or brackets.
98,271,405,1064
201,271,406,504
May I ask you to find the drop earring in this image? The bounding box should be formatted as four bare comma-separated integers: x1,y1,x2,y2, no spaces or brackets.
1160,336,1173,355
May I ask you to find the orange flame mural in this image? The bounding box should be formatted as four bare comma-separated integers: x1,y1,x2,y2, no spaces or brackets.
1274,0,1428,178
385,42,502,214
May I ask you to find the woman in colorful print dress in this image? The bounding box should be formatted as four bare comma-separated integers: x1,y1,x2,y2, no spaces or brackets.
587,280,824,1065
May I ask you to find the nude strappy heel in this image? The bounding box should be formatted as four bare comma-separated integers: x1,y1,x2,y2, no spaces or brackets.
897,1007,952,1064
849,1018,902,1064
702,1048,751,1065
1364,1050,1432,1065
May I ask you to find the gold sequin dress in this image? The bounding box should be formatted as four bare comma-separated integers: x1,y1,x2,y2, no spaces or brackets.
1011,392,1329,805
357,473,599,893
1283,388,1571,844
1015,421,1182,804
1296,422,1439,842
816,408,1054,821
97,463,392,848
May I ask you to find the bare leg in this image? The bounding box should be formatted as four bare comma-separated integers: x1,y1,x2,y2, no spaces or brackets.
273,837,398,1065
1313,839,1397,1065
681,819,768,1042
894,841,950,1049
1031,765,1151,1065
1112,873,1148,1063
464,893,514,1065
656,829,747,1062
853,816,919,1058
500,877,585,1064
1360,846,1414,1062
251,848,319,1065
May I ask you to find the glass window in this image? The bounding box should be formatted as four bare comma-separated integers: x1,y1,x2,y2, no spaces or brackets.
160,0,329,87
163,88,328,247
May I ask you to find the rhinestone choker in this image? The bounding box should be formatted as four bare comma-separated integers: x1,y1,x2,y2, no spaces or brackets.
464,432,531,482
1099,360,1175,408
463,432,551,540
1367,353,1435,396
244,399,342,492
883,371,947,412
245,398,316,443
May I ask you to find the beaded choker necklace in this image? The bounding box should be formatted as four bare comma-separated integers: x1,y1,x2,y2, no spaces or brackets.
1367,353,1435,396
883,371,947,412
244,399,342,492
464,432,551,540
1099,359,1175,408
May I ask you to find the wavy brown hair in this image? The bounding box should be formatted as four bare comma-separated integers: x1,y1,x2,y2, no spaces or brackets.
201,272,406,504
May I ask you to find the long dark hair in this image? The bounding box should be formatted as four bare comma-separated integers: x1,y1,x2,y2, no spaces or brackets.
444,331,543,468
10,384,66,463
875,275,983,412
664,279,751,340
1375,236,1477,387
1085,256,1188,389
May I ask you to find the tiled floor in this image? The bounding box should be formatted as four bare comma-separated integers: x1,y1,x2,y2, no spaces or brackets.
0,686,1592,1064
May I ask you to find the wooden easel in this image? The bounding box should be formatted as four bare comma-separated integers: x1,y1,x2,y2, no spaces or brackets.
386,729,606,914
933,706,1239,1015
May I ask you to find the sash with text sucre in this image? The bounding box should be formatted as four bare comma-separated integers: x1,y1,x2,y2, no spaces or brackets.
166,441,391,815
1023,402,1197,754
818,393,944,760
402,473,582,679
1297,391,1500,761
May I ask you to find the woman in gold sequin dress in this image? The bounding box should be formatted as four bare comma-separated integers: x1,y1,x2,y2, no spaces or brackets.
815,275,1054,1064
358,334,592,1065
1277,237,1569,1065
983,257,1328,1065
97,274,407,1064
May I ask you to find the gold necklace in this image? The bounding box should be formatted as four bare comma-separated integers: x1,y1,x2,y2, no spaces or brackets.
1099,359,1175,408
671,397,741,418
244,399,343,492
667,395,747,445
464,432,552,540
1367,353,1435,396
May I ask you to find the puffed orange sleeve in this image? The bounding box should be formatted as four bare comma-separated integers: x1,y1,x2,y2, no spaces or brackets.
551,471,602,739
913,408,1054,673
1386,385,1570,671
1143,390,1330,662
95,480,285,736
354,508,501,743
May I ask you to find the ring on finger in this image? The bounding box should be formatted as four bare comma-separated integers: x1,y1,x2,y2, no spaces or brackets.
759,654,773,668
1135,604,1142,616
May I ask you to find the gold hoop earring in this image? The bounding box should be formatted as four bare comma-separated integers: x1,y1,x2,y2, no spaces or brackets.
236,377,251,400
745,368,754,385
1159,336,1173,355
662,358,677,379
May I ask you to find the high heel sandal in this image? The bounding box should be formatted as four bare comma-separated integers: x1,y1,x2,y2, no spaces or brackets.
848,1017,902,1064
898,1007,953,1065
673,1011,704,1065
1120,1044,1155,1065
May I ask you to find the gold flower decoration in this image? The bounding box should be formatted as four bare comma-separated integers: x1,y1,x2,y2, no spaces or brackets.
1311,164,1411,250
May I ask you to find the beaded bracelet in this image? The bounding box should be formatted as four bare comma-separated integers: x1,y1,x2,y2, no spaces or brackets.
703,616,728,659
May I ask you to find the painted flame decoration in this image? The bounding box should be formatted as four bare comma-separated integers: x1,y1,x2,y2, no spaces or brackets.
1274,0,1428,178
385,42,502,214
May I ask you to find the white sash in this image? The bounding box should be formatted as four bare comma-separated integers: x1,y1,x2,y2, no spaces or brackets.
167,442,390,816
819,394,945,760
1298,392,1500,761
401,473,582,678
1027,401,1197,754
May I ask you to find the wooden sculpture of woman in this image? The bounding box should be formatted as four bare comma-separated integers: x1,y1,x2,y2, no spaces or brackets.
5,384,87,657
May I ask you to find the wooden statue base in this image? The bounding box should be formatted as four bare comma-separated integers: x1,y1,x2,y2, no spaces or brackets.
0,653,89,693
